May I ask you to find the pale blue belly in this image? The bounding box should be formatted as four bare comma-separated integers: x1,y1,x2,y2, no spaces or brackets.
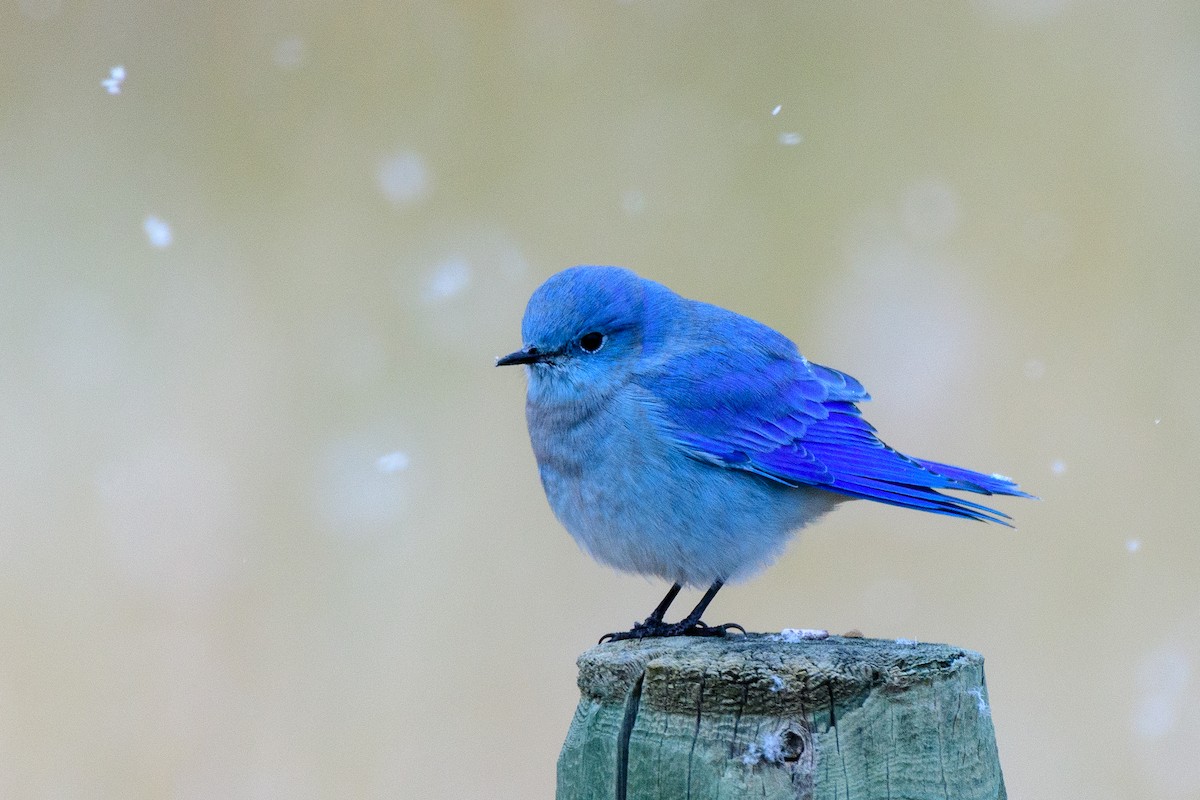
531,398,842,586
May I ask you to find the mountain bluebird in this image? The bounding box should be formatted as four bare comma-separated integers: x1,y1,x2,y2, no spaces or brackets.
497,265,1031,641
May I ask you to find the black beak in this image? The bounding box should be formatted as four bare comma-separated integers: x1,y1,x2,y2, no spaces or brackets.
496,347,544,367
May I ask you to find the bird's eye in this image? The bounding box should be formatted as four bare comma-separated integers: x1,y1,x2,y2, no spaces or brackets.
579,332,605,353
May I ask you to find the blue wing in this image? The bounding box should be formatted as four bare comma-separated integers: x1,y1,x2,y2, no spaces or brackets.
639,318,1032,525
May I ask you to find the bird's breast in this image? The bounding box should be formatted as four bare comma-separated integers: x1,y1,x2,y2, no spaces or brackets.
525,389,648,482
523,387,835,585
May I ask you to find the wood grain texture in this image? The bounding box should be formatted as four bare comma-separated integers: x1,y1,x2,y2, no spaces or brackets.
557,634,1006,800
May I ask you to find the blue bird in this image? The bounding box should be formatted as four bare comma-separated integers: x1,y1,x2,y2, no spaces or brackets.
497,266,1031,641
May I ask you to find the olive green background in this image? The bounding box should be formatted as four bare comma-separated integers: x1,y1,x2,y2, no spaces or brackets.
2,1,1197,798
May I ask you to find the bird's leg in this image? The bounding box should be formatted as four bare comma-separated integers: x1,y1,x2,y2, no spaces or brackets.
599,583,681,643
599,580,744,643
673,580,745,637
645,582,682,625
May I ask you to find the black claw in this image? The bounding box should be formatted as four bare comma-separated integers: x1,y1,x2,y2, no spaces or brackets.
599,619,745,643
684,621,746,638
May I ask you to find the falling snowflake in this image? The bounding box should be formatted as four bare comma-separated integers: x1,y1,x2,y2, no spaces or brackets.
102,65,126,94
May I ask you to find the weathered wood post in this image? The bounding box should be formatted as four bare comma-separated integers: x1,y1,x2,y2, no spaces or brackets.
557,634,1005,800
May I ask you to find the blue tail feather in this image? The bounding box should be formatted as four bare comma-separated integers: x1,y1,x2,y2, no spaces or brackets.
912,458,1036,499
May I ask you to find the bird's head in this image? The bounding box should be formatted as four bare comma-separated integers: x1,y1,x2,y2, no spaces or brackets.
497,265,669,404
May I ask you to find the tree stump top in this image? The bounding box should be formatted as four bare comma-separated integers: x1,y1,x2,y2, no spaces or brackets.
577,633,983,712
559,633,1004,800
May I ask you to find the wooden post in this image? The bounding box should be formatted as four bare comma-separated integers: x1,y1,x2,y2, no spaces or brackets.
557,634,1005,800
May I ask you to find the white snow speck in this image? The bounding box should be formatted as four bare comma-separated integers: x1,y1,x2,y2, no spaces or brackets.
1154,418,1161,425
778,132,803,146
375,451,410,473
894,638,918,646
420,257,471,303
102,65,126,94
769,675,786,692
273,37,304,70
1134,644,1191,739
315,432,411,537
143,216,172,248
969,687,992,718
741,732,785,765
376,151,430,206
1126,538,1142,553
771,104,782,116
1050,459,1066,476
774,628,828,643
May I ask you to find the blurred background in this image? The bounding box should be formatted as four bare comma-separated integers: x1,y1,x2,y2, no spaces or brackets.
2,1,1197,797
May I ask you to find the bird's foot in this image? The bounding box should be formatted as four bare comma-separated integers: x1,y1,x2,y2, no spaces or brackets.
599,619,745,644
